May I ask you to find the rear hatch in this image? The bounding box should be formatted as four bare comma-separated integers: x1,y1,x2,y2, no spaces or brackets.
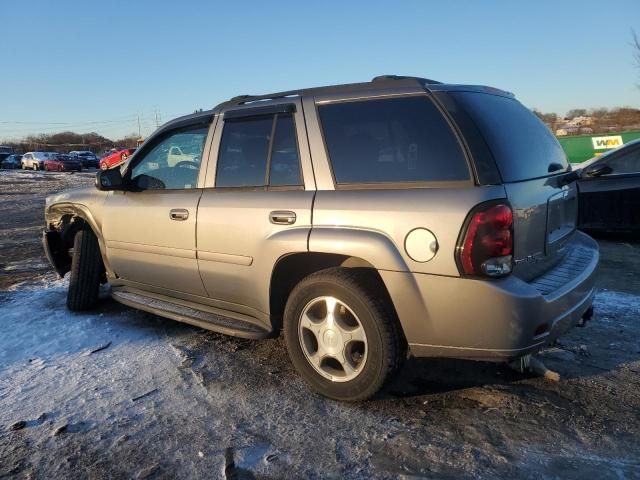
451,91,577,281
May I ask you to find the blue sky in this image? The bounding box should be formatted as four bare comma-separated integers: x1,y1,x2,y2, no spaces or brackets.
1,0,639,140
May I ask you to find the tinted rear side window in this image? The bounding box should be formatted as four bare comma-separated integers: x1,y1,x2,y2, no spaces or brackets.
269,114,302,186
318,96,470,184
452,92,568,182
216,117,272,187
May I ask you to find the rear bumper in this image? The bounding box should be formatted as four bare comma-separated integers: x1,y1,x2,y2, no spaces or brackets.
381,231,599,361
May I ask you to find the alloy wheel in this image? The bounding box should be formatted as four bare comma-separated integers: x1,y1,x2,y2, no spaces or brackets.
298,296,368,382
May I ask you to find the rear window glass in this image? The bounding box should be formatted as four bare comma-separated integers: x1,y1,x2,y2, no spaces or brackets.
318,96,470,184
451,92,568,182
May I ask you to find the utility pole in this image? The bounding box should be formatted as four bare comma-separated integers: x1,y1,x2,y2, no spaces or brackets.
137,115,141,138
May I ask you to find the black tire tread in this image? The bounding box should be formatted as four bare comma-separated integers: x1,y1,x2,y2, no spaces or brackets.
66,226,102,311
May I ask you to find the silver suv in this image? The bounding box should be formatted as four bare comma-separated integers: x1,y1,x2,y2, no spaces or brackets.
43,76,599,401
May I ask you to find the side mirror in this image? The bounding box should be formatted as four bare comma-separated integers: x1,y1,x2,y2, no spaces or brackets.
584,164,612,178
95,168,125,191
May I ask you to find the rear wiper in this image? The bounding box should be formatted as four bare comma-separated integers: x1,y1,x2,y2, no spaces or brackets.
558,169,580,186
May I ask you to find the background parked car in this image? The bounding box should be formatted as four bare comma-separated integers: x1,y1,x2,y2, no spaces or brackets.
99,148,136,170
69,150,99,169
21,152,56,170
577,138,640,233
1,154,22,169
44,154,82,172
0,145,14,164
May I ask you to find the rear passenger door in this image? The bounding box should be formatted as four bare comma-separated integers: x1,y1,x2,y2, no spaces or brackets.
197,100,315,321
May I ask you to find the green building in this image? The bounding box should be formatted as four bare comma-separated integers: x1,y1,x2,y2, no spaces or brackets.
557,131,640,164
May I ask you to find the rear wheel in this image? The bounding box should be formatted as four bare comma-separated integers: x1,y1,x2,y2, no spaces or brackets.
33,163,38,171
67,226,103,311
284,268,404,401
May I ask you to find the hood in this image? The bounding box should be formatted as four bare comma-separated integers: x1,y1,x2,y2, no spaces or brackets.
45,185,100,209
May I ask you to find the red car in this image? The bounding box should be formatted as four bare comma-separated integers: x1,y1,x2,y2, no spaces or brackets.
99,148,136,170
44,154,82,172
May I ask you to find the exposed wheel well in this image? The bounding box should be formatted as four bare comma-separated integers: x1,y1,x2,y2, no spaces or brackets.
269,252,400,336
47,214,105,281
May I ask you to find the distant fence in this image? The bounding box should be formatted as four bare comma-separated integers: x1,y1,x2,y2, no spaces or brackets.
558,131,640,163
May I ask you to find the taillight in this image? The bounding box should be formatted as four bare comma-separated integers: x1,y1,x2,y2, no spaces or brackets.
457,202,513,277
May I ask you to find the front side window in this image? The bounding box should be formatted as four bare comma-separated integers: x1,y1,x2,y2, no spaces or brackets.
318,96,469,185
130,125,208,190
216,112,302,188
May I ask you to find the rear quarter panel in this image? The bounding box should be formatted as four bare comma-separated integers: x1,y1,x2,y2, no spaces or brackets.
311,186,507,276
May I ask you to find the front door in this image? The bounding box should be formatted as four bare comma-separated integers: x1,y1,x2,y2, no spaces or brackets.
102,121,213,296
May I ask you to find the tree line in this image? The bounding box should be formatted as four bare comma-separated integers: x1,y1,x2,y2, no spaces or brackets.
533,107,640,135
2,131,140,154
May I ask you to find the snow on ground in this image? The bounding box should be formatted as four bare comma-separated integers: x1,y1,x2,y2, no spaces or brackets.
1,277,639,479
1,170,640,479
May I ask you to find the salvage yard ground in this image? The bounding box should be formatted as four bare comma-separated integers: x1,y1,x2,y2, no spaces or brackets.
0,170,639,479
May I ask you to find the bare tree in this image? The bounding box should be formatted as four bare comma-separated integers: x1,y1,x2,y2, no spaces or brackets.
634,29,640,88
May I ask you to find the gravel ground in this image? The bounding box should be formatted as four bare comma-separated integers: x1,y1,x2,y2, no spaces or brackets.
1,170,639,479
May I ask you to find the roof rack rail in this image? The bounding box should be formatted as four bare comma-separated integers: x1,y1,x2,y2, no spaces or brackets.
214,75,443,110
371,75,442,85
215,89,303,110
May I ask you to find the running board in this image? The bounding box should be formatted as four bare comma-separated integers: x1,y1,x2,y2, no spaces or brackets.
111,289,271,339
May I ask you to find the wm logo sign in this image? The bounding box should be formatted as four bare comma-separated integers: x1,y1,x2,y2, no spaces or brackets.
592,135,623,150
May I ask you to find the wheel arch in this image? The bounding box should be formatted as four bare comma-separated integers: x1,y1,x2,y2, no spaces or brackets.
44,203,110,278
269,250,403,339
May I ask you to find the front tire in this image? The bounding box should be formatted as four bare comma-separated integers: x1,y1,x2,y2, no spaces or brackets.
284,268,404,401
67,226,103,311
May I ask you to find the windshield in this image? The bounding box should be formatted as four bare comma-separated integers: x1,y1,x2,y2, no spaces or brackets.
452,92,569,182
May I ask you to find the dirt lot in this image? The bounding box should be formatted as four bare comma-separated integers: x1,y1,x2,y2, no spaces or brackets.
1,170,639,479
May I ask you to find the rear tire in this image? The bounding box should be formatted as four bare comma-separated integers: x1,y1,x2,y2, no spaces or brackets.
67,226,103,311
33,164,38,171
283,267,404,401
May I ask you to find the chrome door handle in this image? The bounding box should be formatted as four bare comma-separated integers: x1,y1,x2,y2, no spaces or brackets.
269,210,296,225
169,208,189,221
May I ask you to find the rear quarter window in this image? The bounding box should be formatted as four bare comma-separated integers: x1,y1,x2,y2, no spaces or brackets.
318,96,470,185
451,92,568,182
